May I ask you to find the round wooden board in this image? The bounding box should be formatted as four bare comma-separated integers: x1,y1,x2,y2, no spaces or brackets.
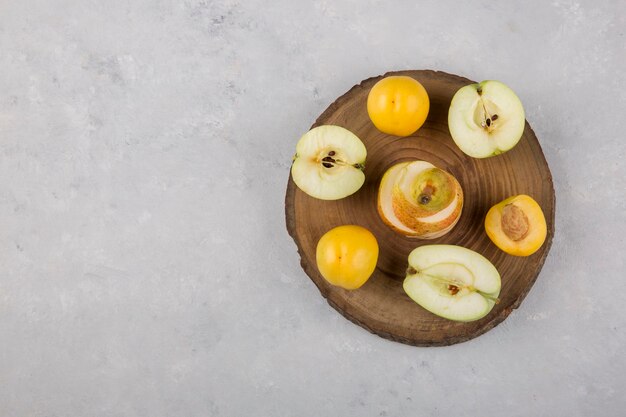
285,70,555,347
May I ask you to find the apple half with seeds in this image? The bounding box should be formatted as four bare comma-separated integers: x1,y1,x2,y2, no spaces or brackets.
291,125,366,200
448,80,525,158
404,245,501,322
378,160,463,239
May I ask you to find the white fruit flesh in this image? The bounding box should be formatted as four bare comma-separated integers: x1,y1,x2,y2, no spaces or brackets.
378,161,463,238
396,160,437,201
291,125,366,200
414,195,460,224
448,80,525,158
378,161,425,235
403,245,501,322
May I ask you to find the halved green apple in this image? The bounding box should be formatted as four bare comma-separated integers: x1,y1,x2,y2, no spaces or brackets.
291,125,366,200
378,161,463,238
448,80,525,158
404,245,501,322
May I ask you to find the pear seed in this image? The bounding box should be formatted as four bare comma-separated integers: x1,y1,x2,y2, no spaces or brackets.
322,162,333,168
328,150,336,156
491,114,498,121
448,284,460,295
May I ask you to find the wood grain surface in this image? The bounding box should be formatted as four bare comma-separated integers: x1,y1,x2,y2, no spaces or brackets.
285,70,555,346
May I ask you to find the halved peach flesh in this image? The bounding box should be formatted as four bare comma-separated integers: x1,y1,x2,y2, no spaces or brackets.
485,194,547,256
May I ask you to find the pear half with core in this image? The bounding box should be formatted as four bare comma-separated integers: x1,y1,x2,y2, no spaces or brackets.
404,245,501,322
448,80,525,158
291,125,366,200
378,161,463,239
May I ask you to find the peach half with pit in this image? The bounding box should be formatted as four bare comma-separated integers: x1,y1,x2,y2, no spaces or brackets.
485,194,547,256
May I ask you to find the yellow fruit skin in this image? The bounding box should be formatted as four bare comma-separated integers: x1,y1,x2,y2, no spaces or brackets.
485,195,547,256
367,76,430,137
315,225,379,290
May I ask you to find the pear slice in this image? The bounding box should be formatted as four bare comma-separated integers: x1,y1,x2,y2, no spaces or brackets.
378,161,463,238
403,245,501,322
291,125,366,200
448,80,525,158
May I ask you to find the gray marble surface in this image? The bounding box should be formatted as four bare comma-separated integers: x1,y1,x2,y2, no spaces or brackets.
1,1,625,416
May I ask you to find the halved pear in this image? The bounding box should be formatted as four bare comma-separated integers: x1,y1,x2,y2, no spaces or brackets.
448,80,525,158
378,161,463,238
404,245,501,322
291,125,366,200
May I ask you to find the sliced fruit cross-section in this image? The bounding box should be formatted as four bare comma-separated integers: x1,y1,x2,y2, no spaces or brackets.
291,125,367,200
448,80,525,158
378,160,463,239
485,194,547,256
403,245,501,322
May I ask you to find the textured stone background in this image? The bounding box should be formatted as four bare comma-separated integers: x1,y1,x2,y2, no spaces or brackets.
1,1,625,416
